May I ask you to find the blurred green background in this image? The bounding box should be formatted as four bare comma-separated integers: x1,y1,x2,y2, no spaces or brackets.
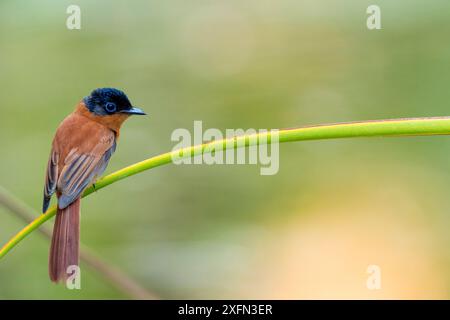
1,0,450,299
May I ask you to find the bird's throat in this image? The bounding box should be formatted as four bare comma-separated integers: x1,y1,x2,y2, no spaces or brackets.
74,101,130,137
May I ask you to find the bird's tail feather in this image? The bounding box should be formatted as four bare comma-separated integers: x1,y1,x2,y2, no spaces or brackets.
49,198,80,283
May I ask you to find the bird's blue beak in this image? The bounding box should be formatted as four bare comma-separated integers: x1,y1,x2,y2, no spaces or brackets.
121,107,146,115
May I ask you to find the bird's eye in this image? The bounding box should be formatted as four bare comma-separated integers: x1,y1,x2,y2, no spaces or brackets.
105,102,117,113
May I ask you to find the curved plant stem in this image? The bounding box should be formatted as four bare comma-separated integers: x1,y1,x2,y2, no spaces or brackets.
2,116,450,259
0,186,158,299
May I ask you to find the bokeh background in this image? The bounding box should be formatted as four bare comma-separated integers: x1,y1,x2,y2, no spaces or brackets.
1,0,450,299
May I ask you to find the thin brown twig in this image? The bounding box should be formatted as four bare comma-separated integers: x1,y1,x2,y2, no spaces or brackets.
0,185,158,300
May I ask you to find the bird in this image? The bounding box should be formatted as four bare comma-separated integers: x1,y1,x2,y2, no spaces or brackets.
43,88,146,283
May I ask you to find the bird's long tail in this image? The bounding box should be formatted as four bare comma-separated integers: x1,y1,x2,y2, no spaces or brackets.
49,198,80,283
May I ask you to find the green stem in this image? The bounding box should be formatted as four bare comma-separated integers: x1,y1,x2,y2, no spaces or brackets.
1,116,450,259
0,186,158,299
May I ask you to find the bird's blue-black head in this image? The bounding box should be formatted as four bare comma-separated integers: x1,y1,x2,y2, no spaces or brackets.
83,88,146,116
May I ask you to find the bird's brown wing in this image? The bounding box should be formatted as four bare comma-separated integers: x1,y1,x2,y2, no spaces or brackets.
56,140,116,209
43,114,116,212
43,151,59,212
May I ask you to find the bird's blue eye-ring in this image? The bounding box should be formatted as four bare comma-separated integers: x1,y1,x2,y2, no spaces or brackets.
105,102,117,113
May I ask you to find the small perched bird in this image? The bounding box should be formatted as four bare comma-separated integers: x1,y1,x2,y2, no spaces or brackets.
43,88,145,282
